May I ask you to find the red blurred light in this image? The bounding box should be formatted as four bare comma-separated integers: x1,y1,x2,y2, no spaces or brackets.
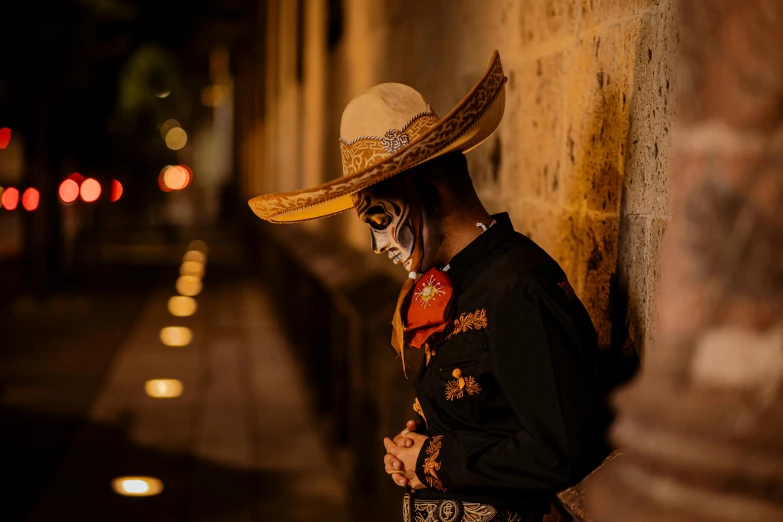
0,128,10,149
1,187,19,210
80,178,101,202
110,180,123,202
67,173,85,185
179,164,193,188
59,179,80,203
21,188,39,211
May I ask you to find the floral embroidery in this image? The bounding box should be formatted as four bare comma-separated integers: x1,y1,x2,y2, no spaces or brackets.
558,279,577,301
413,274,446,309
422,435,447,492
445,368,482,400
413,397,428,427
445,309,488,340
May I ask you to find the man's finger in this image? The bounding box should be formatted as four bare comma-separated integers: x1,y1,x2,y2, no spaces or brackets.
384,453,402,470
383,437,399,455
406,420,420,432
393,434,414,448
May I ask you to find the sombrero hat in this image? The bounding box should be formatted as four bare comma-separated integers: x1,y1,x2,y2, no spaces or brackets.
248,50,507,223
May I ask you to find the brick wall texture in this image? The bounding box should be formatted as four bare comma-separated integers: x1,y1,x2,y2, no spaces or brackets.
239,0,679,359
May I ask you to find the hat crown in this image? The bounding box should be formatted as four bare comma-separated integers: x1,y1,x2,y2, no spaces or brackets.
340,83,431,142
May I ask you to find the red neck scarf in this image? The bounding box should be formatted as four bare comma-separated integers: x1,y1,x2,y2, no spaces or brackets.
403,267,455,349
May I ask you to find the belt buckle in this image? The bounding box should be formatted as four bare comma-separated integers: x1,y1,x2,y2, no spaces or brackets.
436,499,463,522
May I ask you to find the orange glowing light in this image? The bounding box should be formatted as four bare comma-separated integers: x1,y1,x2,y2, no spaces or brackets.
183,250,207,264
162,165,188,190
110,180,123,202
168,296,197,317
0,128,10,149
180,261,205,277
111,477,164,497
159,119,181,140
158,166,173,192
145,379,183,398
67,173,85,185
80,178,101,202
160,326,193,347
176,276,202,297
21,188,39,211
59,179,80,203
1,187,19,210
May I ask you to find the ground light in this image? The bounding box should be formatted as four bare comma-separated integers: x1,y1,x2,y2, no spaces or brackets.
182,250,207,264
21,188,39,211
111,477,163,497
110,180,123,202
168,296,197,317
80,178,101,202
0,128,10,149
59,179,80,203
1,187,19,210
175,275,202,297
160,326,193,347
145,379,183,398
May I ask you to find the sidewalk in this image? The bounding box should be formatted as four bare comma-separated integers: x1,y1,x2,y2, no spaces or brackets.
1,248,347,521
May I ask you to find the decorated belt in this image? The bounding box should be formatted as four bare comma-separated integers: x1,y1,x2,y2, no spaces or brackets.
402,493,539,522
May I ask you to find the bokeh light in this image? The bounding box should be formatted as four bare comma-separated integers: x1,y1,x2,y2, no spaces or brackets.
187,240,208,254
168,296,197,317
80,178,101,202
21,188,39,211
176,275,202,297
154,90,171,99
111,477,163,497
145,379,183,398
0,127,10,149
58,179,80,203
158,166,173,192
110,180,123,202
159,119,181,140
162,165,188,190
67,172,85,185
165,127,188,150
183,250,207,264
160,326,193,347
1,187,19,210
180,261,205,277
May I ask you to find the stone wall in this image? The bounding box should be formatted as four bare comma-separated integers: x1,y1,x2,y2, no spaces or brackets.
239,0,678,361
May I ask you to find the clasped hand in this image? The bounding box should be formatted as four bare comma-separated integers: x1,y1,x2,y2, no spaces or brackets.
383,420,427,489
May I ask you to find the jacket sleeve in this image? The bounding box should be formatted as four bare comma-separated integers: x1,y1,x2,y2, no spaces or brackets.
416,282,602,492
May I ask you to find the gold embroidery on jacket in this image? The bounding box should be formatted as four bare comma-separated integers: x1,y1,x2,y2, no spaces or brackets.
445,368,482,400
422,435,447,492
445,309,488,340
413,397,428,427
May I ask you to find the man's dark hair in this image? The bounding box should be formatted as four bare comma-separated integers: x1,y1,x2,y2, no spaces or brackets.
410,152,480,215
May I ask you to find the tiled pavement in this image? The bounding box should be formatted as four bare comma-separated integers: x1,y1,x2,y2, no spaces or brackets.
1,252,347,521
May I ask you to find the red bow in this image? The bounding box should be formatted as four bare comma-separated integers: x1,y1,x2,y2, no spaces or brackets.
404,267,455,349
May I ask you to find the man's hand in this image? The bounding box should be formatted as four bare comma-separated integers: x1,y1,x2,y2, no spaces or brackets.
383,422,427,489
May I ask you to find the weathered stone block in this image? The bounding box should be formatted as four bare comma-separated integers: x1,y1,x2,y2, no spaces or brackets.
579,213,621,348
519,0,578,46
615,214,650,358
503,53,567,205
561,26,630,214
621,10,675,217
578,0,661,30
644,217,668,359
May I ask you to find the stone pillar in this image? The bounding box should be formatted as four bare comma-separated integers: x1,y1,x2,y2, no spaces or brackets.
589,1,783,521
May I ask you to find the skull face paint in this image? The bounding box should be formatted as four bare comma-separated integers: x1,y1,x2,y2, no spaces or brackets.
352,177,416,272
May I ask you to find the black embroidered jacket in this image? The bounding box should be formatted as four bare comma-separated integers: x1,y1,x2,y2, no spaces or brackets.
412,213,608,514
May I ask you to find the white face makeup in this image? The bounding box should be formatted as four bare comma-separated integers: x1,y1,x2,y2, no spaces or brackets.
352,181,416,272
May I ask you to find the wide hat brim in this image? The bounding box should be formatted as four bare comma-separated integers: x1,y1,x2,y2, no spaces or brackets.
248,51,507,223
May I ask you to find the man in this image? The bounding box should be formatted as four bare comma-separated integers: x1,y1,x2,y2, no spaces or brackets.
249,51,607,521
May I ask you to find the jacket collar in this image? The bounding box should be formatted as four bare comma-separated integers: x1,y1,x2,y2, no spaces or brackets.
446,213,514,283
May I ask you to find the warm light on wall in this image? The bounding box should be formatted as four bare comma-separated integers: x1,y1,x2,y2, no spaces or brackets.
145,379,183,398
168,296,197,317
111,477,164,497
183,250,207,264
180,261,205,278
175,276,202,297
160,326,193,347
